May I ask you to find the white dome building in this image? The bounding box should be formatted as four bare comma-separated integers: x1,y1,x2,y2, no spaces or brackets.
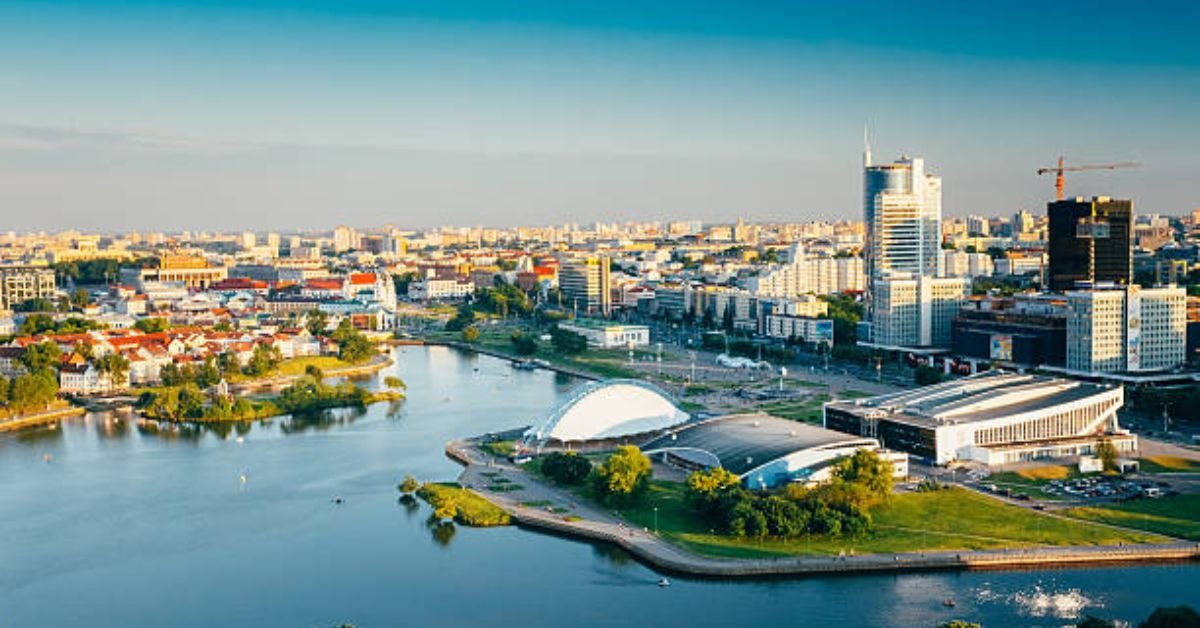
522,380,690,447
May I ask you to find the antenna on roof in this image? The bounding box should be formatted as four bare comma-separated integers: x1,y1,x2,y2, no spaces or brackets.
863,124,872,168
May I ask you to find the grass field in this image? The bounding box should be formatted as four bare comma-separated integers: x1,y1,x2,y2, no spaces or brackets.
1138,456,1200,474
610,482,1164,559
753,394,831,424
1061,495,1200,540
274,355,360,376
417,482,512,527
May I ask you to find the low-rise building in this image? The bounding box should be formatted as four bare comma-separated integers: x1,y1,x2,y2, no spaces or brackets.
824,371,1134,465
557,319,650,348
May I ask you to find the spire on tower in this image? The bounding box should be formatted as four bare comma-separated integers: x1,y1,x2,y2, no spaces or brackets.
863,124,872,168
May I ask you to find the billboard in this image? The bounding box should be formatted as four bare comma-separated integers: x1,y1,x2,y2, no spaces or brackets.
989,334,1013,361
813,320,834,344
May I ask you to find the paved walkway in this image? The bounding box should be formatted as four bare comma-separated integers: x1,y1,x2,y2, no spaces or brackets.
446,439,1200,578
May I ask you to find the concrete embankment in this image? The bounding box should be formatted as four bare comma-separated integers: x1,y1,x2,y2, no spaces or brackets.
427,341,599,381
444,439,1200,579
0,405,87,433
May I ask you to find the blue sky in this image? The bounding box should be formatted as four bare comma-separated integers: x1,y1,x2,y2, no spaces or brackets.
1,0,1197,231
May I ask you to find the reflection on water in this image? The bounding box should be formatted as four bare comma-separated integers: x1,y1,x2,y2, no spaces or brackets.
279,407,368,435
428,517,457,548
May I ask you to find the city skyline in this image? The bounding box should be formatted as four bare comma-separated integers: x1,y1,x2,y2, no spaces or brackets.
1,1,1197,231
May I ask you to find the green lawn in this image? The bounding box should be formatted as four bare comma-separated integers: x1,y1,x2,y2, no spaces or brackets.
274,355,360,376
1061,495,1200,540
417,482,512,527
754,394,831,424
610,482,1164,559
1138,456,1200,474
481,440,516,458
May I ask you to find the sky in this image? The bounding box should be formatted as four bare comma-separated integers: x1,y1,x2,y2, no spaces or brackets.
0,0,1197,232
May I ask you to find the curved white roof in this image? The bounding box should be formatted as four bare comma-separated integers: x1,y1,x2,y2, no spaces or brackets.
524,380,689,444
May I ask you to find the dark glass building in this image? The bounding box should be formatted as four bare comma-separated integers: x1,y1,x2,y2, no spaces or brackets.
1047,197,1132,292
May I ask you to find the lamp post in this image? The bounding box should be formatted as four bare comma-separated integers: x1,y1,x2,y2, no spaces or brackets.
779,366,787,392
653,506,658,534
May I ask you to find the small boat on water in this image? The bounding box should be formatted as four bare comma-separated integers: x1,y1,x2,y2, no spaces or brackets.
511,360,539,371
942,599,956,608
657,578,671,588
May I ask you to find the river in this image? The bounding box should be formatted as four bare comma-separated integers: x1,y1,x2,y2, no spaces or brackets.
1,346,1196,627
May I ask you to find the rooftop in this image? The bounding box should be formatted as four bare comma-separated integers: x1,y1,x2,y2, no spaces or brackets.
826,371,1119,428
643,413,876,476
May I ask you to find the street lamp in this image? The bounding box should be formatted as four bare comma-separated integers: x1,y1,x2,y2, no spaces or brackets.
779,366,787,392
653,506,658,534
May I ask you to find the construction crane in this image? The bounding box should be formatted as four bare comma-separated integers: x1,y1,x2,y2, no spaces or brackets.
1037,156,1140,201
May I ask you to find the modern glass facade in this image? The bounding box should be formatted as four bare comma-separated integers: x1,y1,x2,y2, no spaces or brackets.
1047,198,1132,291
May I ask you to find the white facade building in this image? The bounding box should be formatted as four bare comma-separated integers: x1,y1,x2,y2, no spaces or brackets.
1066,286,1187,374
869,275,968,349
558,319,650,349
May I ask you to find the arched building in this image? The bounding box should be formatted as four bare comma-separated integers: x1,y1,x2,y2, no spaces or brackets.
521,380,690,449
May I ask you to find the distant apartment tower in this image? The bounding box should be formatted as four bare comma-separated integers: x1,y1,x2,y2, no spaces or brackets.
1066,286,1186,373
0,266,57,310
333,225,357,253
559,256,612,316
1047,197,1133,292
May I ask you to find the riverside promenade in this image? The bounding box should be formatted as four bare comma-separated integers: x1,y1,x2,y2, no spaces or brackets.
0,405,86,433
445,438,1200,578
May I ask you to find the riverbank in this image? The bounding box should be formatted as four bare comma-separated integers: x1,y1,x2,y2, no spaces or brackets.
445,438,1200,578
0,404,87,432
425,340,601,381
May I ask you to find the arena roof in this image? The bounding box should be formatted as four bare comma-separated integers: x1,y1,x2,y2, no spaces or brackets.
828,371,1119,427
522,379,689,444
642,414,878,476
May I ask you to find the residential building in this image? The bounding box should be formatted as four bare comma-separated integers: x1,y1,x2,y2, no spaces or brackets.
1065,286,1186,373
0,266,57,311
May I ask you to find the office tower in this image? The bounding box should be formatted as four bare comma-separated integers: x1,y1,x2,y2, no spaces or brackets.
862,133,958,348
1047,197,1132,291
863,153,942,286
240,231,257,251
559,256,611,316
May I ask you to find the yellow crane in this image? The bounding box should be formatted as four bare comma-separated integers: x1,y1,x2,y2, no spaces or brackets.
1037,156,1140,201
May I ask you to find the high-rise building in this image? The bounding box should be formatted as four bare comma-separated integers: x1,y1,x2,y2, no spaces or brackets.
559,256,611,316
863,154,942,285
1047,197,1132,292
1065,285,1185,373
861,135,955,348
333,225,357,253
240,231,257,251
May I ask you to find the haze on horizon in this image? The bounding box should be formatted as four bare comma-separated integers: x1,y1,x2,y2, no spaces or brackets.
0,0,1197,233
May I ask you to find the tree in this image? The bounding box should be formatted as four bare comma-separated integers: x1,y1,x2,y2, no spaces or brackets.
20,341,62,374
539,451,592,485
1096,438,1119,474
831,448,894,509
510,330,538,356
383,375,406,390
195,357,221,388
245,344,283,376
305,308,329,336
820,293,863,346
550,327,587,354
398,475,420,495
0,375,8,403
1139,606,1200,628
133,317,169,334
686,467,741,503
95,352,131,388
461,325,481,343
9,370,58,410
69,288,91,310
914,364,943,386
433,498,457,522
338,330,375,364
443,305,476,332
594,445,651,505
